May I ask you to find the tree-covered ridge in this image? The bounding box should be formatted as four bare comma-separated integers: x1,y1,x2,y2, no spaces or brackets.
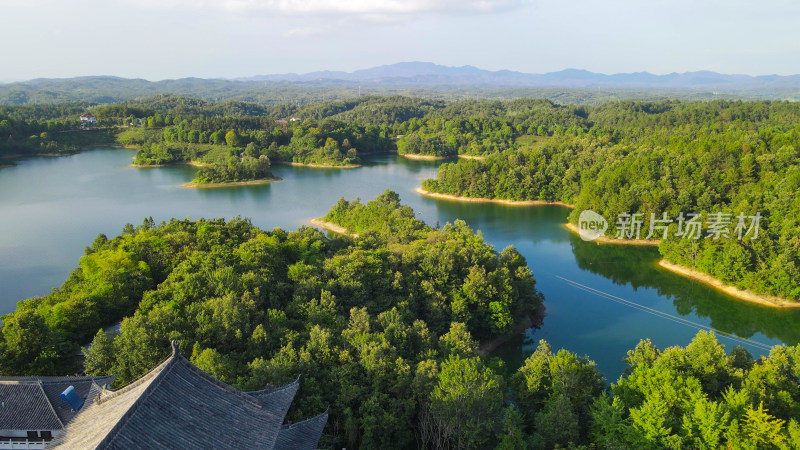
2,95,597,161
0,194,542,448
395,99,589,157
4,96,800,295
422,100,800,300
0,106,116,157
128,113,394,172
4,73,798,107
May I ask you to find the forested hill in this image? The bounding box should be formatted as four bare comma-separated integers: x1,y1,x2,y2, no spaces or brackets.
3,96,799,299
421,100,800,302
1,193,798,448
0,192,540,447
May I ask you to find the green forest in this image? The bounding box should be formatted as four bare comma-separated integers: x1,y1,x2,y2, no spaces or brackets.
6,76,789,107
420,100,800,301
0,193,798,448
3,96,798,294
2,96,800,447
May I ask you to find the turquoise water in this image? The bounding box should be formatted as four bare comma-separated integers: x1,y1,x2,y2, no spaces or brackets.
1,148,796,379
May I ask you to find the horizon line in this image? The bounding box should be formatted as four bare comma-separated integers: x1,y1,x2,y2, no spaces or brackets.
2,62,797,84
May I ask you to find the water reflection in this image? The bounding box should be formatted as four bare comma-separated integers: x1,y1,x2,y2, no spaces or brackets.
569,235,800,345
1,148,796,381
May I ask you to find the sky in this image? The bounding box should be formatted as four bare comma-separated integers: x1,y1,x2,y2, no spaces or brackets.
1,0,799,81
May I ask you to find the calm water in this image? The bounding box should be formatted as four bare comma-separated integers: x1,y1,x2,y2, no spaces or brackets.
1,148,797,379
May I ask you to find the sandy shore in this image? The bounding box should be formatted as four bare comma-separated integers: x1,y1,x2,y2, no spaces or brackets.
658,260,800,308
131,160,212,168
275,161,362,169
415,187,574,207
563,223,660,246
131,160,203,168
181,178,280,189
308,219,359,238
457,154,487,160
400,153,450,160
417,187,797,309
131,163,177,168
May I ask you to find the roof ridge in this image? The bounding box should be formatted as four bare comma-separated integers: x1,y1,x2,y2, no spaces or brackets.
98,356,179,448
174,352,265,408
281,409,329,430
95,351,173,404
246,375,300,396
35,380,64,428
0,375,113,382
41,376,114,385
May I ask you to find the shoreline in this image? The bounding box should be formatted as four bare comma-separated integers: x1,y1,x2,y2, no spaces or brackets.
308,219,359,238
181,177,280,189
400,153,450,161
563,223,660,246
478,307,543,357
658,260,800,309
457,154,487,161
415,186,795,309
415,187,574,207
275,161,362,169
1,152,75,159
130,160,210,168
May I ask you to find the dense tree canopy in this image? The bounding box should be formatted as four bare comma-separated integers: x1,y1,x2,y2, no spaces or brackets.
422,100,800,300
0,195,797,448
3,96,800,448
0,193,543,448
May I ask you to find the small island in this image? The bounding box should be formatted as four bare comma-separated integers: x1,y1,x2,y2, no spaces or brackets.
127,129,371,184
129,139,278,187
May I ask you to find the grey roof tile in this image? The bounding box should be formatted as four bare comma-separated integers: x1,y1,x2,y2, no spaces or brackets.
0,381,62,430
275,411,329,450
247,376,300,422
0,375,113,427
50,342,326,450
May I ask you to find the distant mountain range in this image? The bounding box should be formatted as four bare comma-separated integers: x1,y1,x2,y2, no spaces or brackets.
238,61,800,89
1,62,798,105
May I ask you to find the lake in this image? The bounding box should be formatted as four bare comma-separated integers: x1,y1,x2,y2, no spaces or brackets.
1,148,797,379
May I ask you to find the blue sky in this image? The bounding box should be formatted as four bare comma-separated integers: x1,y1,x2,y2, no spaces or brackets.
1,0,798,81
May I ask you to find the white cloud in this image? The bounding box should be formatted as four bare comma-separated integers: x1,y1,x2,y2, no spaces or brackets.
129,0,528,17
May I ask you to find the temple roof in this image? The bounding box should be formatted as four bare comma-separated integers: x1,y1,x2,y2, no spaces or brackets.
275,411,329,450
0,376,113,431
246,376,299,422
50,342,326,449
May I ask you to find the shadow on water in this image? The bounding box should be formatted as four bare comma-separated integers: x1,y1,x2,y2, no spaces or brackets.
569,234,800,345
425,200,573,245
